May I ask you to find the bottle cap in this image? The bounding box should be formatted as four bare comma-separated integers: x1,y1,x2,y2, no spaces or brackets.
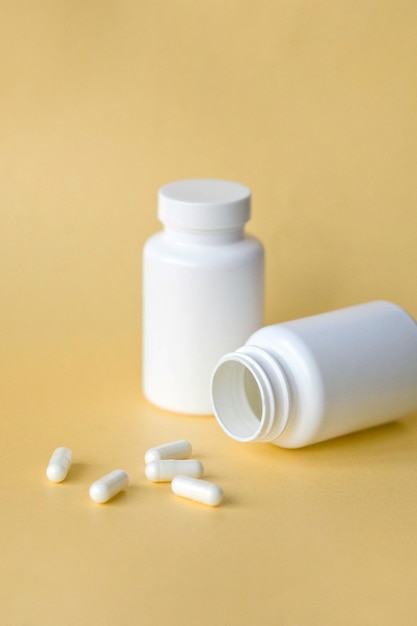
158,179,251,231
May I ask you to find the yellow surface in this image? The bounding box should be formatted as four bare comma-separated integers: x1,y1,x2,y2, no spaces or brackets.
1,2,417,624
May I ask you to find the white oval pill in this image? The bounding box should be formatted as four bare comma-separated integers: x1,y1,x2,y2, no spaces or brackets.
46,447,72,483
144,440,192,464
89,470,129,504
145,460,204,483
171,475,223,507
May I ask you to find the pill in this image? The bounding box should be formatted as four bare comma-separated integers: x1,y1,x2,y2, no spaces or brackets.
144,440,192,464
171,475,223,507
89,470,129,504
145,459,204,483
46,447,72,483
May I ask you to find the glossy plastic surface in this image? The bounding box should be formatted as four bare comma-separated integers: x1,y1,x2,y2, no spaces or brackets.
158,179,251,231
212,301,417,448
143,179,264,414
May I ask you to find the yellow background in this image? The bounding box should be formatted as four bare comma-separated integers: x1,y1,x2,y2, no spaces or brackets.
1,1,417,624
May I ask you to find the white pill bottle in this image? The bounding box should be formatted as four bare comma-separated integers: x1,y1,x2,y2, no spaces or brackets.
143,179,264,414
211,301,417,448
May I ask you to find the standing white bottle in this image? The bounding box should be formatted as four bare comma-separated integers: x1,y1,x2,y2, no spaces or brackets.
143,179,264,414
211,301,417,448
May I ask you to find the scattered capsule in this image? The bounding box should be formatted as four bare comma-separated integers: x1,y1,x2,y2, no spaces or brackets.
144,440,192,464
89,470,129,504
46,447,73,483
171,475,223,507
145,459,204,483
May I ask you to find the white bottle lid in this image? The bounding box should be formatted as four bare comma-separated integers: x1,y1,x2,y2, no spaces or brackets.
158,179,251,231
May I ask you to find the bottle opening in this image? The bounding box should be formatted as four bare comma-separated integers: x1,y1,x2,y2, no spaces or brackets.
211,359,266,441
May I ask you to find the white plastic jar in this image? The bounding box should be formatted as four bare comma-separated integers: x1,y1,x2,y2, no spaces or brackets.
142,179,264,414
211,301,417,448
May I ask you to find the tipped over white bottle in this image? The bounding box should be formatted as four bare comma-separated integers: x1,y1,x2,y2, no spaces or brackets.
142,179,264,414
211,301,417,448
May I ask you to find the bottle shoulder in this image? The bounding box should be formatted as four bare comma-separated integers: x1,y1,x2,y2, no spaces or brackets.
246,324,326,448
247,324,324,388
144,232,264,267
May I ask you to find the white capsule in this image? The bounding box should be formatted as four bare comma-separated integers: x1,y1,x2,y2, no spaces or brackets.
145,459,204,483
46,447,72,483
171,475,223,507
144,440,192,464
89,470,129,504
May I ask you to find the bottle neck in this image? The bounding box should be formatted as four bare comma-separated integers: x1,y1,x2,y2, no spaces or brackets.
211,346,291,443
163,225,245,245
